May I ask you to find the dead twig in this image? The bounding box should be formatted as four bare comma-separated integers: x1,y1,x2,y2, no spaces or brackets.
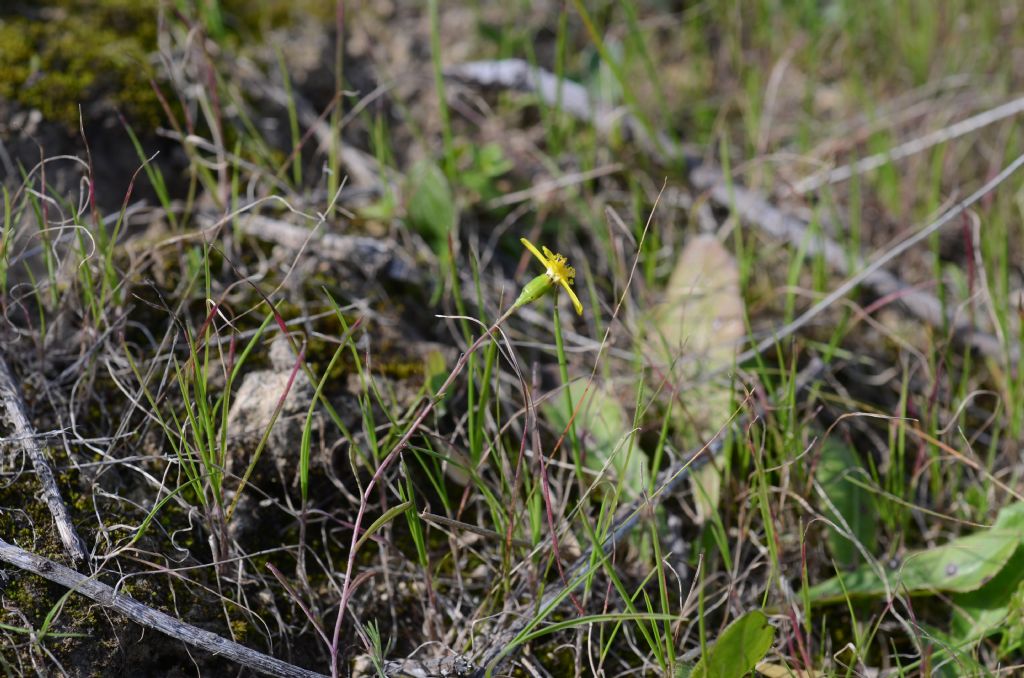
233,213,421,283
0,537,327,678
792,94,1024,194
379,655,477,678
0,358,88,564
445,59,682,163
688,176,1011,358
486,163,624,209
711,153,1024,366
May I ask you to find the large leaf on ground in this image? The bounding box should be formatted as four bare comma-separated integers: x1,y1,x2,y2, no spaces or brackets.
806,502,1024,603
651,234,745,435
648,235,745,521
815,438,879,568
405,159,455,253
688,610,774,678
948,543,1024,645
542,380,645,498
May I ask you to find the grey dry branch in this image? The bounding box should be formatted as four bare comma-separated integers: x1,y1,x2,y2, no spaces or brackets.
232,213,421,284
792,94,1024,194
0,537,328,678
0,357,88,564
717,151,1024,366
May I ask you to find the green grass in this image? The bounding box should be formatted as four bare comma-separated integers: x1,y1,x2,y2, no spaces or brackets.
2,1,1024,676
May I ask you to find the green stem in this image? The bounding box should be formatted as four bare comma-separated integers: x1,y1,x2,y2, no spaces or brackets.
428,0,455,181
552,303,583,482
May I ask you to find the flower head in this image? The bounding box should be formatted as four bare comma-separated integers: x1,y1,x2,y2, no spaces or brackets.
518,237,583,315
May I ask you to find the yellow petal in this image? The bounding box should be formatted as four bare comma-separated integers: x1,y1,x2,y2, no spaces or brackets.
520,237,550,268
560,278,584,315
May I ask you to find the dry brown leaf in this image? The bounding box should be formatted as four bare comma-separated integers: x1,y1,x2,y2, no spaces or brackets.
653,234,745,376
650,235,746,522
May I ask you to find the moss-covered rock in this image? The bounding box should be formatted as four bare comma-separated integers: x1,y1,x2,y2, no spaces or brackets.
0,1,162,130
0,0,350,132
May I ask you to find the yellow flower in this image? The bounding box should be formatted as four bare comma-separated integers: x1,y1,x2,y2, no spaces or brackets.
519,237,583,315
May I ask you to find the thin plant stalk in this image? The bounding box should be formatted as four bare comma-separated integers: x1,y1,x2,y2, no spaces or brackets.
552,302,583,480
329,304,517,677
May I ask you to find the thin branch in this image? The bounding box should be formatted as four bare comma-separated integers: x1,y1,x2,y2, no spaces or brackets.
0,538,327,678
793,94,1024,193
233,213,421,284
712,152,1024,366
486,163,624,208
686,164,1015,362
0,358,88,563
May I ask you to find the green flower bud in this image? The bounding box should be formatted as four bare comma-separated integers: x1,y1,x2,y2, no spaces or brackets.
514,273,555,310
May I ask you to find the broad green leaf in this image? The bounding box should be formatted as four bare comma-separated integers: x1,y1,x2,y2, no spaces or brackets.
948,544,1024,645
815,438,878,568
423,349,448,399
690,610,775,678
690,461,723,524
806,502,1024,603
1000,577,1024,654
542,380,645,498
649,235,745,522
405,159,455,251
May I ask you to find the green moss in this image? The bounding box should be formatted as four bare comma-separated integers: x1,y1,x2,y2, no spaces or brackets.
0,0,335,133
0,1,162,130
229,618,249,642
0,0,346,132
0,473,69,562
218,0,335,37
0,474,103,665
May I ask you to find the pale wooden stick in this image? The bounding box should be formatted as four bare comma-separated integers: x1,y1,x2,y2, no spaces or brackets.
0,358,88,563
793,95,1024,193
0,537,327,678
687,163,1014,363
232,213,420,283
